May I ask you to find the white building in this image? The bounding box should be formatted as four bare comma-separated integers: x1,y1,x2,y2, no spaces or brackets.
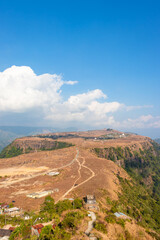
4,207,20,216
27,189,59,199
46,172,59,176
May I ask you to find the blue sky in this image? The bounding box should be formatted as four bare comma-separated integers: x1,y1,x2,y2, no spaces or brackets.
0,0,160,137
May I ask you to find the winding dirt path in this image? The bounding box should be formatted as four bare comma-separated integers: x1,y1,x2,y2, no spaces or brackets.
0,149,79,188
85,211,96,236
58,152,95,201
0,147,95,204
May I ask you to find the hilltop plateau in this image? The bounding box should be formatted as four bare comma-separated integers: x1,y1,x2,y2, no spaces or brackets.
0,129,160,239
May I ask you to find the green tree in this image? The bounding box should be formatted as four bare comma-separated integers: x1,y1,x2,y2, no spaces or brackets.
72,198,83,209
39,225,54,240
55,200,72,214
40,196,55,215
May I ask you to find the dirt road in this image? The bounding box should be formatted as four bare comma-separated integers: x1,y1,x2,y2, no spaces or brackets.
58,152,95,201
0,149,79,188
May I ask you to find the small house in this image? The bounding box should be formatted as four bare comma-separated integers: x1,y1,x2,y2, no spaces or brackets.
85,195,98,210
8,227,15,232
4,207,20,217
114,212,131,219
0,204,9,210
24,215,31,220
86,195,96,204
27,190,54,199
47,172,59,176
31,224,44,237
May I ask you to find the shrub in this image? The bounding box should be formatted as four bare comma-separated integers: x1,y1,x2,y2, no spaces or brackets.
105,214,116,224
124,230,133,240
9,223,31,240
61,211,83,230
40,196,55,216
94,221,107,234
0,145,23,158
116,218,125,228
106,197,112,205
39,225,54,240
55,200,72,214
72,198,83,209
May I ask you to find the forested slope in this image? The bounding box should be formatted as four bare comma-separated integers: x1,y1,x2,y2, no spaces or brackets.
94,141,160,236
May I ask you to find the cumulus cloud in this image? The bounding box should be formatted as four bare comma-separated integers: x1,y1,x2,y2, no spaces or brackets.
0,66,123,127
0,65,77,112
47,90,123,126
0,65,159,130
119,115,160,129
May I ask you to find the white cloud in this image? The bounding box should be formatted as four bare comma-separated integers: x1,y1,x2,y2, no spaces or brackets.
68,89,106,106
64,80,78,85
148,116,160,128
88,101,123,116
0,65,77,112
0,65,159,130
0,66,122,127
139,115,153,122
126,105,153,111
118,115,160,129
47,90,123,126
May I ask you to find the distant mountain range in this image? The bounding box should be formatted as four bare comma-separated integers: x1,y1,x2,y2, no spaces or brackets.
0,126,79,152
0,126,56,152
155,138,160,144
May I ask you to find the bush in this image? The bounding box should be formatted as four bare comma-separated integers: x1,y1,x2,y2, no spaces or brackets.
0,145,23,158
61,215,76,229
39,225,71,240
72,198,83,209
124,230,133,240
105,214,116,224
39,225,54,240
9,223,31,240
94,221,107,234
116,218,125,228
106,197,113,205
146,230,160,240
61,211,83,230
40,196,55,216
55,200,72,214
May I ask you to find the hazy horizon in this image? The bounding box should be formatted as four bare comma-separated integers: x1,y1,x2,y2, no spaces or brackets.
0,125,159,139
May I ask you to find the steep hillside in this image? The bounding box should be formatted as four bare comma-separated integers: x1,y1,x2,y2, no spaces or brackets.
93,140,160,236
0,137,73,158
0,126,57,152
93,140,160,198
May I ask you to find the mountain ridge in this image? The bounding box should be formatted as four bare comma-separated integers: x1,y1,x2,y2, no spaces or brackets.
0,129,159,239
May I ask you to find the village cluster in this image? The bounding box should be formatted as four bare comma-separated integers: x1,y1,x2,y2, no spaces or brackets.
0,194,130,240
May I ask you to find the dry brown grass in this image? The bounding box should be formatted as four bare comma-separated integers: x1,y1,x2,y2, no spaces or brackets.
0,131,151,212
